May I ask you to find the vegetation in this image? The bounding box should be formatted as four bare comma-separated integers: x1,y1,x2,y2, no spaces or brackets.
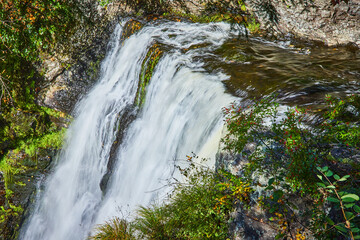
222,94,360,239
0,0,85,108
0,106,69,238
136,44,163,108
91,217,136,240
99,0,260,33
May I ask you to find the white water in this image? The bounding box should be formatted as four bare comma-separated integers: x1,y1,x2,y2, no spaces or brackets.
20,21,235,240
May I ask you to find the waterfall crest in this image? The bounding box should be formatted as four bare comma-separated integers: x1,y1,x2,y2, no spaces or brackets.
20,20,235,240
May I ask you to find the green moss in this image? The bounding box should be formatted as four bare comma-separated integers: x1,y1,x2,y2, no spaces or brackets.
135,44,163,108
40,106,69,119
247,18,260,34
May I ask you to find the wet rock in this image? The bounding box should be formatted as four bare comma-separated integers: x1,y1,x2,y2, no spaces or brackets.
100,105,137,193
229,207,277,240
120,19,144,42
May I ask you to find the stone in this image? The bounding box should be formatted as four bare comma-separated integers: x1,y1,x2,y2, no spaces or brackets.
246,0,360,47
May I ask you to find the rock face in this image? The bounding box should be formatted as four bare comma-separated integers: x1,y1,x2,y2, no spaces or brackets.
247,0,360,47
38,20,118,114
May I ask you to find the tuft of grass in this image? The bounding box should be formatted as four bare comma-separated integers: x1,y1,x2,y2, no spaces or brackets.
90,217,136,240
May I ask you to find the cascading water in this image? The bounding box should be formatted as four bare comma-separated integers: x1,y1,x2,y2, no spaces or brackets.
20,21,236,240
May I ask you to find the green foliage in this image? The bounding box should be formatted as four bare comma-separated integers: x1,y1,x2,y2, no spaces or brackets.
315,167,360,239
0,0,79,61
91,217,136,240
0,0,85,109
0,203,23,224
135,164,246,239
222,94,360,238
0,105,68,236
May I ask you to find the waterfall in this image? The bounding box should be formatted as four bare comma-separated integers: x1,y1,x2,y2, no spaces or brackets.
20,20,235,240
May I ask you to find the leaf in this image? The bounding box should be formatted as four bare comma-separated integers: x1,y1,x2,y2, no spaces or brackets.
343,198,358,203
351,228,360,233
325,217,335,225
344,203,355,208
317,175,323,180
338,175,350,181
326,185,336,189
327,196,340,203
345,211,354,219
341,194,359,201
275,233,286,239
322,166,329,172
317,182,326,188
335,225,348,233
325,170,333,177
338,191,346,197
354,235,360,239
273,190,284,202
268,178,275,186
334,174,340,180
354,205,360,213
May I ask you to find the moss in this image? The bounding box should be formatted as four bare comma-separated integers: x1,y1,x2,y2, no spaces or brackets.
135,44,163,108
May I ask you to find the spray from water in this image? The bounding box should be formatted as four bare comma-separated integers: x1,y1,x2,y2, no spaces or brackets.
20,20,235,240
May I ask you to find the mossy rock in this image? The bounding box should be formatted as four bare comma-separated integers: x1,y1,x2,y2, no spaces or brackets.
120,19,144,42
135,43,163,108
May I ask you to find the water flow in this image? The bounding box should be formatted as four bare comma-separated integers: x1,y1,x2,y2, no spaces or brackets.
21,21,235,240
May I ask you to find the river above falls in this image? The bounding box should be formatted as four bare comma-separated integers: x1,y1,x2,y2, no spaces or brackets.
210,35,359,108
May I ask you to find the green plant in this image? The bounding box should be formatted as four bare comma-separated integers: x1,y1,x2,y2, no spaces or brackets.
316,166,360,239
90,217,136,240
0,203,23,224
